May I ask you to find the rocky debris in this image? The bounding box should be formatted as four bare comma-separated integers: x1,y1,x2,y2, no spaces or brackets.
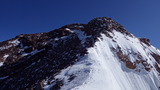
139,38,151,46
155,63,160,73
86,17,133,37
116,48,136,69
113,46,152,72
151,53,160,64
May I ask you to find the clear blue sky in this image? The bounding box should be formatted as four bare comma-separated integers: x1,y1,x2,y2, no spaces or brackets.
0,0,160,48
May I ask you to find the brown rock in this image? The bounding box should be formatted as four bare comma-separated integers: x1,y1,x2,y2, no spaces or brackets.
139,38,150,46
126,61,136,69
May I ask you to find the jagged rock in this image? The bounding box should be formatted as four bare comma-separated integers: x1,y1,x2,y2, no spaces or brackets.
139,38,151,46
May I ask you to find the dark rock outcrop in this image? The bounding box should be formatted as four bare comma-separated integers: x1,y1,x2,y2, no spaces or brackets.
139,38,151,46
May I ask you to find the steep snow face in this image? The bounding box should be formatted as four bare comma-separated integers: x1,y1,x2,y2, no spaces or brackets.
75,33,160,90
45,30,160,90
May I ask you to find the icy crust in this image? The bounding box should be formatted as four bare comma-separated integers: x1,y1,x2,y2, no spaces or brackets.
44,30,160,90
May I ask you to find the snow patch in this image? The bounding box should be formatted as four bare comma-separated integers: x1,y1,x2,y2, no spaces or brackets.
0,62,4,67
0,76,8,80
0,39,20,50
65,28,74,33
73,30,91,43
9,39,20,45
3,54,9,60
21,49,45,56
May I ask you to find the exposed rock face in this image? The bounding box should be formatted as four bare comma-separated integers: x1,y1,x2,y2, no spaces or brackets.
139,38,151,46
0,17,160,90
86,17,132,37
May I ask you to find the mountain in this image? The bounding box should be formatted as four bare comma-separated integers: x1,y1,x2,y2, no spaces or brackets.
0,17,160,90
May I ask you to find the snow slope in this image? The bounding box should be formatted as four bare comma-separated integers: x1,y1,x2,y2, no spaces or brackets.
44,30,160,90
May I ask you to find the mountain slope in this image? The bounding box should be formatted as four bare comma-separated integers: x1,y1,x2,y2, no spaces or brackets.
52,31,160,90
0,17,160,90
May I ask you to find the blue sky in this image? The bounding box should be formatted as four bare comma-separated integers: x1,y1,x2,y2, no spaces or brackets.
0,0,160,48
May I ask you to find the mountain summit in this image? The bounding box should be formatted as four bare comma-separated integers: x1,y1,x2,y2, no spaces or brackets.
0,17,160,90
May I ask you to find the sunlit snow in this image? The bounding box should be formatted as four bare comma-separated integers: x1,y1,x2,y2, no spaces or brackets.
44,30,160,90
